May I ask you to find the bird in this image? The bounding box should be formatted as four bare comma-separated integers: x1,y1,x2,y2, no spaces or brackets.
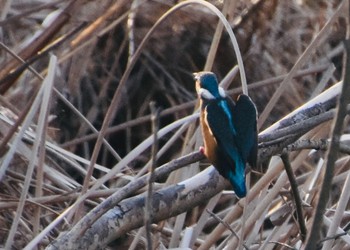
194,71,258,198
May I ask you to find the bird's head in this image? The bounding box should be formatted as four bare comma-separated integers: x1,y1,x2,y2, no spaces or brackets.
194,71,225,100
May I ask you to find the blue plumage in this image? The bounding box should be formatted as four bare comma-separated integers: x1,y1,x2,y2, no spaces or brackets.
194,71,257,198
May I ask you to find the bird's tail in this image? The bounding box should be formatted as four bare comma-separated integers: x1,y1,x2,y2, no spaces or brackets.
227,159,246,198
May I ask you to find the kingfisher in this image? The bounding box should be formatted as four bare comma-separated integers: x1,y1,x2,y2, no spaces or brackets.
194,71,257,198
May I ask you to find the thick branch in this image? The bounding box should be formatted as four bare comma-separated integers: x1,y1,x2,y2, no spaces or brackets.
47,167,228,250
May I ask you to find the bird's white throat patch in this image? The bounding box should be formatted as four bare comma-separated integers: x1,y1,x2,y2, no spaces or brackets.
197,87,226,100
198,88,215,100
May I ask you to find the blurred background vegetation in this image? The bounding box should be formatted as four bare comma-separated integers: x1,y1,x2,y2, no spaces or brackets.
0,0,348,249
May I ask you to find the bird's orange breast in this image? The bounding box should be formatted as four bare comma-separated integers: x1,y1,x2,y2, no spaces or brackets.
200,104,218,165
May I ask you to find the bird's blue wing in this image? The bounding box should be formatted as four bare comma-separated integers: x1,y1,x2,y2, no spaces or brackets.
231,94,258,168
205,100,246,197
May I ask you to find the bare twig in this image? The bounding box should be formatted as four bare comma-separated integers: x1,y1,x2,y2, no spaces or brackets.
206,208,249,250
280,151,307,241
205,209,240,241
145,102,160,249
286,139,350,155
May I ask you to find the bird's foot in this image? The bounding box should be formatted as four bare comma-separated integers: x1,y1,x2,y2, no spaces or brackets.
199,146,205,155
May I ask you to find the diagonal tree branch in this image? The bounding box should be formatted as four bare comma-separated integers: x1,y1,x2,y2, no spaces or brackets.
47,167,228,250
